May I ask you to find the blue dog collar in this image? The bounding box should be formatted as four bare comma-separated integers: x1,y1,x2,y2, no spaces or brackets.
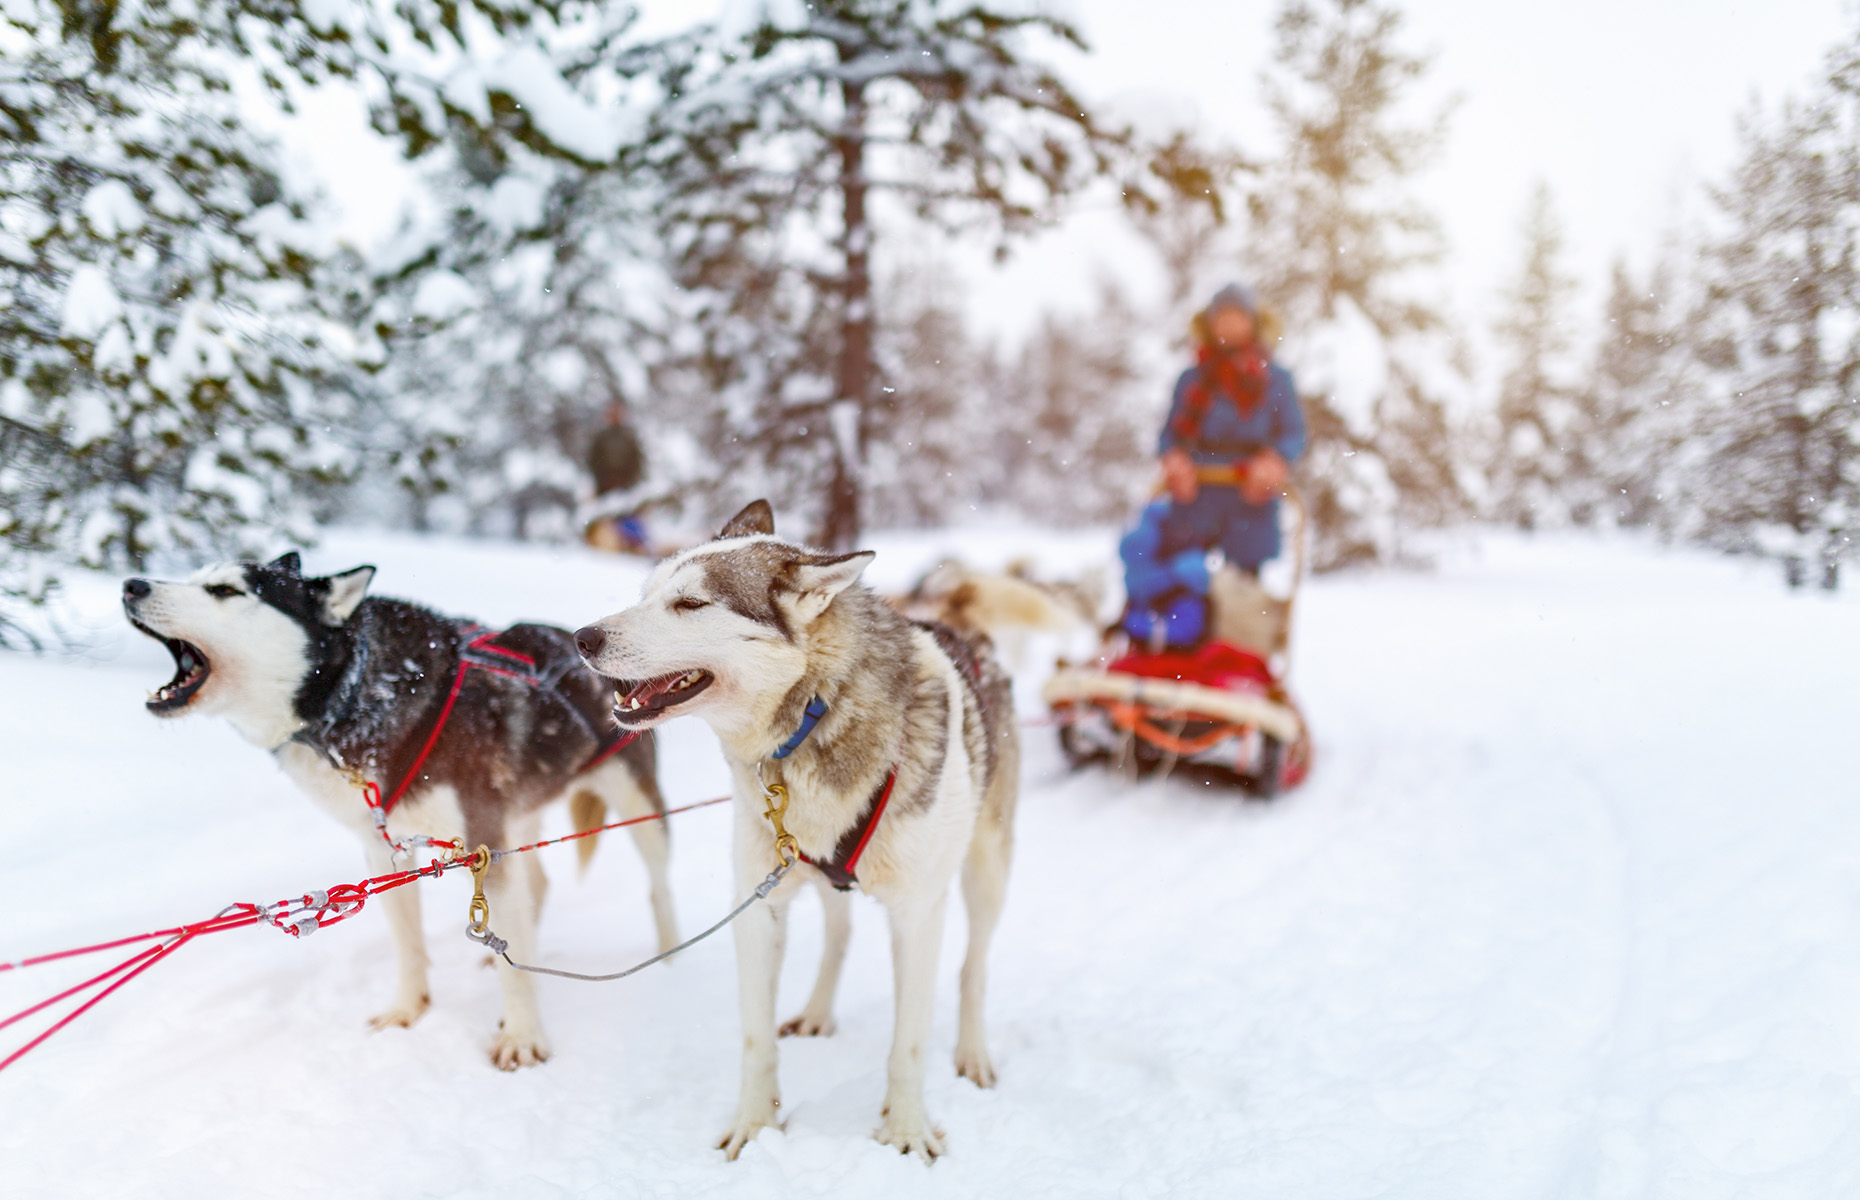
771,697,829,759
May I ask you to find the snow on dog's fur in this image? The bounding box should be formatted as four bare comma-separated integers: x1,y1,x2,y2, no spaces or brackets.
122,552,678,1069
574,501,1019,1161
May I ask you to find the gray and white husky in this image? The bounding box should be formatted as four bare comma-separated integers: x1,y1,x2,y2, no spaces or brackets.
574,501,1019,1160
121,551,678,1069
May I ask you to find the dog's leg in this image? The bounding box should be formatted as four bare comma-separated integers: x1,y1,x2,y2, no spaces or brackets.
528,851,550,915
611,768,679,955
781,877,850,1038
877,890,950,1160
955,815,1011,1087
364,841,431,1030
720,852,794,1160
485,849,552,1070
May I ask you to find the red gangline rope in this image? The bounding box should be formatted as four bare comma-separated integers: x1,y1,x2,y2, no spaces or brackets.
0,792,733,1074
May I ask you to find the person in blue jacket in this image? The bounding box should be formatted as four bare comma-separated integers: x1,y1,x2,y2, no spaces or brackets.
1121,282,1306,648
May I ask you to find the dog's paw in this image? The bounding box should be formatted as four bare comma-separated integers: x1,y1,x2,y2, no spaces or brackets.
779,1011,836,1038
366,993,429,1031
489,1027,552,1071
876,1110,945,1162
717,1116,777,1161
954,1042,997,1088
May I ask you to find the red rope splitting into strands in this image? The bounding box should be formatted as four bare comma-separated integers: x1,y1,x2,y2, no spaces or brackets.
0,792,733,1075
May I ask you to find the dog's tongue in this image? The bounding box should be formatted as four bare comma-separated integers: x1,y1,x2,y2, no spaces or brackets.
622,672,683,705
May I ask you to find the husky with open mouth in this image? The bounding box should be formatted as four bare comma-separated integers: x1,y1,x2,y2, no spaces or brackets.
574,501,1020,1161
122,552,678,1069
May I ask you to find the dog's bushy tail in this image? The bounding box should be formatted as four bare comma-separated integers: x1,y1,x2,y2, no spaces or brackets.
569,789,605,874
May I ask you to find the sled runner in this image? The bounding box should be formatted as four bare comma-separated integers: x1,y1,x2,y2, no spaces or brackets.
1044,485,1312,796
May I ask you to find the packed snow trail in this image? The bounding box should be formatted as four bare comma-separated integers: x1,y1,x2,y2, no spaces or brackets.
0,530,1853,1199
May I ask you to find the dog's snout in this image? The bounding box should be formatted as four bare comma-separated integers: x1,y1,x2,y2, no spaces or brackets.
123,578,151,601
574,625,606,660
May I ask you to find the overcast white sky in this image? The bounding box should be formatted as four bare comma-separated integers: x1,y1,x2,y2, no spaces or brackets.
293,0,1853,354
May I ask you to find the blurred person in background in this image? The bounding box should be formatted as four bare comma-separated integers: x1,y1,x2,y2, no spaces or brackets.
585,398,651,554
1120,283,1306,649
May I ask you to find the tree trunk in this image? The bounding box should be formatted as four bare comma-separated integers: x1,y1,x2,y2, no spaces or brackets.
819,71,870,552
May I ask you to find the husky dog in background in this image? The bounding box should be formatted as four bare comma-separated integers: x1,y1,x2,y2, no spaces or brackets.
122,551,677,1069
892,556,1102,671
574,501,1019,1161
894,558,1086,634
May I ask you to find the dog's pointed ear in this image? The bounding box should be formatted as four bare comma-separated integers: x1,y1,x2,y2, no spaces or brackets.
270,550,302,575
781,550,874,622
718,500,775,540
317,565,375,626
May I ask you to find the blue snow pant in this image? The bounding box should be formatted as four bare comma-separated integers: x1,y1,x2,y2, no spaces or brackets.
1120,489,1283,648
1120,501,1210,647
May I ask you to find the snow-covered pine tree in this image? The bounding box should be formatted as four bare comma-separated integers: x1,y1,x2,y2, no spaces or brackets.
359,165,677,537
989,283,1160,526
0,0,350,639
1129,131,1254,317
1246,0,1469,568
1691,88,1858,588
640,0,1174,548
862,262,985,529
238,0,683,536
1584,253,1693,529
1489,183,1586,529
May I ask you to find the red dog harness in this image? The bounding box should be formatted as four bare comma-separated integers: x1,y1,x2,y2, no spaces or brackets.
377,622,637,814
768,622,988,891
803,771,900,891
769,695,899,892
292,622,640,853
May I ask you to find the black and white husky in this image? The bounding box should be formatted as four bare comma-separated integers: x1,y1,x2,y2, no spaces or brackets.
574,501,1019,1160
122,551,677,1069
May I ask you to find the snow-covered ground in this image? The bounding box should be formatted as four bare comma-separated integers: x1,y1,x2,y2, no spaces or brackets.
0,528,1854,1199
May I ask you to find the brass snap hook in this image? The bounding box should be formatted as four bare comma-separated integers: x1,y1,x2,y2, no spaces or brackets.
760,783,800,868
465,844,492,932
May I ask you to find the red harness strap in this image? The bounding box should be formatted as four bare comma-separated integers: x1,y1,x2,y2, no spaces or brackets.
577,728,642,774
791,623,989,890
800,766,901,892
381,653,472,813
